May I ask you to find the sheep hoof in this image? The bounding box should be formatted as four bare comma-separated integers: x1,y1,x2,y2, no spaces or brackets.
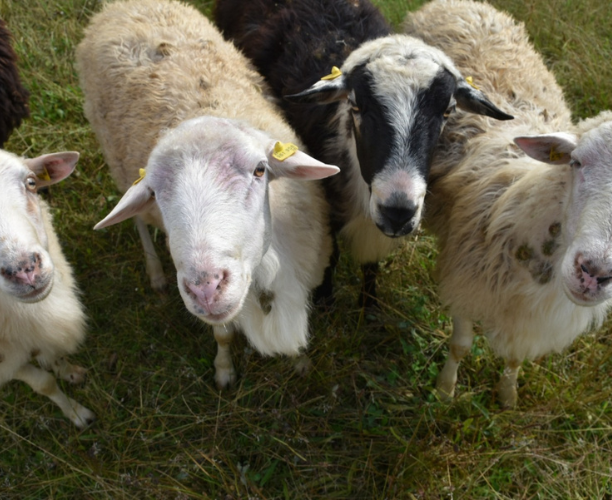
150,274,168,293
496,378,518,408
436,377,456,402
215,366,237,390
292,354,312,376
67,365,87,385
71,403,96,429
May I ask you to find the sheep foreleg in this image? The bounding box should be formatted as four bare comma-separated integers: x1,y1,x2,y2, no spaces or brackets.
214,324,236,389
14,363,95,428
436,316,474,401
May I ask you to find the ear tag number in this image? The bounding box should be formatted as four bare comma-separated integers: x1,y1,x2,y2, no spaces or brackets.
321,66,342,81
133,168,147,185
465,76,480,90
549,146,564,162
37,166,51,182
272,142,299,161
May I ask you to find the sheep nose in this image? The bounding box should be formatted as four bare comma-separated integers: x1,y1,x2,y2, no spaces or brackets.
580,262,612,288
184,270,227,307
377,200,417,237
1,253,43,286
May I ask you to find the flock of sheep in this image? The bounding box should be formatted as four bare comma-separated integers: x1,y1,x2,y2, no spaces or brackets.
2,0,612,428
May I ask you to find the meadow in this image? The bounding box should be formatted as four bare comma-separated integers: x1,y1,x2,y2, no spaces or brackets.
1,0,612,498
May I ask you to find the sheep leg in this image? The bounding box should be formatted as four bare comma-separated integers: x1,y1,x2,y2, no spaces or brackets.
360,262,379,309
436,316,474,401
13,363,95,428
496,359,521,408
51,356,88,385
135,216,167,292
313,233,339,308
292,353,312,376
213,324,236,389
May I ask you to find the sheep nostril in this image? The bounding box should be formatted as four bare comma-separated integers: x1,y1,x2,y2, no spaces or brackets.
597,276,612,286
580,263,591,276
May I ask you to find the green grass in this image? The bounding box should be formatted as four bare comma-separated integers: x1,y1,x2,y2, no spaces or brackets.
1,0,612,498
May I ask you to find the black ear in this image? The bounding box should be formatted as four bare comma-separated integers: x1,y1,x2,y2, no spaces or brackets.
285,74,349,104
455,80,514,121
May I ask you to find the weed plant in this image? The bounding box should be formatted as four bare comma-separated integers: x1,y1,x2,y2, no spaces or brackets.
1,0,611,498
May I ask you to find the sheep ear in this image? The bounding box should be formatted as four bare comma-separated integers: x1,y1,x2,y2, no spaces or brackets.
514,133,578,165
94,181,156,229
284,75,349,104
24,151,79,187
455,80,514,121
266,142,340,180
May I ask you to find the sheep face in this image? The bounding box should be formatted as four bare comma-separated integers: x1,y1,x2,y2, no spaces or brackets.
95,117,338,325
289,35,512,238
516,121,612,306
0,150,78,303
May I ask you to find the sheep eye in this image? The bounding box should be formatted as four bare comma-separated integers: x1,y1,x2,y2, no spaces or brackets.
570,159,582,168
254,164,266,177
25,177,37,191
443,104,456,119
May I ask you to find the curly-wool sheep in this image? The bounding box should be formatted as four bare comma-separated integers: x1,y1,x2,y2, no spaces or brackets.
215,0,512,307
403,0,612,406
77,0,338,388
0,149,94,427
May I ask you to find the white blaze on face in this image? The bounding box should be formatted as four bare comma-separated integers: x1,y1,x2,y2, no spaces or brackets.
0,153,54,302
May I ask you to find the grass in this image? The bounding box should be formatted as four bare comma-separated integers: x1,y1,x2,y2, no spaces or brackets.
1,0,612,498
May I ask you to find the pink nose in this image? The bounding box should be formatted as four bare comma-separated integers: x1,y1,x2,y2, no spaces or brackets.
1,253,43,287
184,270,227,308
579,261,612,292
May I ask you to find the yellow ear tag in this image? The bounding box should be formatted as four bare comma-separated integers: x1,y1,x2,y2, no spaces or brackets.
321,66,342,81
272,142,299,161
465,76,480,90
133,168,146,185
549,146,564,162
37,166,51,182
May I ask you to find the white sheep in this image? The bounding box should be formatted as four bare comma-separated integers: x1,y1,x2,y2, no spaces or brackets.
403,0,612,406
77,0,339,388
0,148,94,427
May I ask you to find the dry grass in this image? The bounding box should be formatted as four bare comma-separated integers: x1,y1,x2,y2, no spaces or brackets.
1,0,612,498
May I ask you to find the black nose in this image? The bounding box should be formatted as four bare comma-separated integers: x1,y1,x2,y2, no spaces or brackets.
377,199,417,237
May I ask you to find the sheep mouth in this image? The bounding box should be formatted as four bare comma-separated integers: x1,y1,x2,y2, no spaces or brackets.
196,301,242,325
565,286,605,307
12,276,54,303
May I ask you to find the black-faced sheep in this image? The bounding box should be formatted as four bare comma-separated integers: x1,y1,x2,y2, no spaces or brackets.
403,0,612,406
77,0,339,388
215,0,512,306
0,19,30,147
0,149,94,427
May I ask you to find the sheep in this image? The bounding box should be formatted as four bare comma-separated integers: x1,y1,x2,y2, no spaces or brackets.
403,0,612,406
0,19,30,147
0,148,94,427
214,0,513,307
77,0,339,388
